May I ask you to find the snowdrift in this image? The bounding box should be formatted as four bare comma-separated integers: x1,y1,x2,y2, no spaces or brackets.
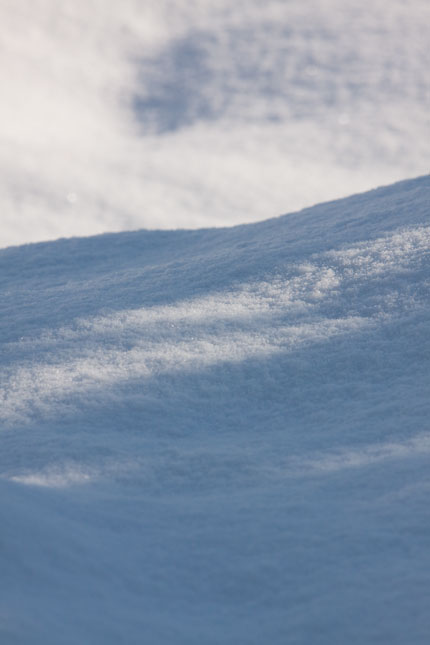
1,175,429,644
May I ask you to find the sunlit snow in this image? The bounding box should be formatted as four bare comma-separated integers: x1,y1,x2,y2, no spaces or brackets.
0,0,429,247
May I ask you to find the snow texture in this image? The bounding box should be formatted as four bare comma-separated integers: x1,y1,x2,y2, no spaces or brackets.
1,175,429,644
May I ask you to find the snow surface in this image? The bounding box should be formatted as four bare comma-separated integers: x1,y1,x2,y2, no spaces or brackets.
1,0,429,247
1,175,430,644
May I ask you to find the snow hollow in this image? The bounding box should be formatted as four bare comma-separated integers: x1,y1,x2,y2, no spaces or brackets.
1,175,430,644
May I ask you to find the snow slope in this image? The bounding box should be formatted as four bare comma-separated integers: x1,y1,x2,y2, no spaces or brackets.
1,175,430,644
1,0,429,246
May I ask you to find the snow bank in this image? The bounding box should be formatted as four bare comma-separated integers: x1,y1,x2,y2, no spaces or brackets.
1,176,429,644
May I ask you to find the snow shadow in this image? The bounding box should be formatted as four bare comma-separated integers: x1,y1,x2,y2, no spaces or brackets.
3,448,430,645
132,22,340,134
133,33,217,133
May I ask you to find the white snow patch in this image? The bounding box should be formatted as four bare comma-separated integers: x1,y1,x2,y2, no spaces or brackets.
291,432,430,476
9,466,94,488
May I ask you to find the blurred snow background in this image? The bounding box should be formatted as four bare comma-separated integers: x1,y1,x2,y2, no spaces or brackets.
1,0,429,247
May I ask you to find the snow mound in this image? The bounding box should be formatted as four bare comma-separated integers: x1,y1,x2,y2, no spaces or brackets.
1,176,429,644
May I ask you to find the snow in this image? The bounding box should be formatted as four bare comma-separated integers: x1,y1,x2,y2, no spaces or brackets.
1,175,430,644
1,0,429,247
